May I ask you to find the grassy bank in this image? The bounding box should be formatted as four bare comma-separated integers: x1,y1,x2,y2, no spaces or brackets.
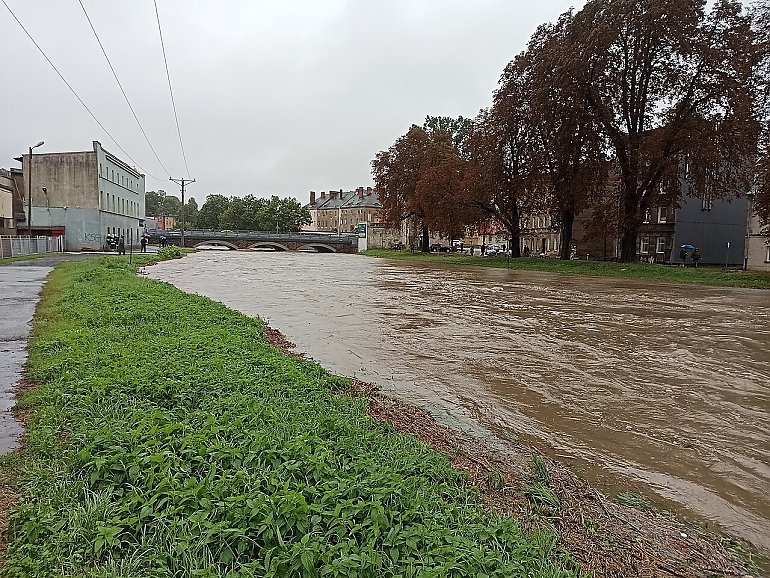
363,249,770,289
2,256,582,577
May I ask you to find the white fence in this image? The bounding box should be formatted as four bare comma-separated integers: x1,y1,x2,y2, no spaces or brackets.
0,235,64,259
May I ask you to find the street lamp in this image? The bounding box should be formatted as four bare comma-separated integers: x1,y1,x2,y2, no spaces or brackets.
27,140,44,237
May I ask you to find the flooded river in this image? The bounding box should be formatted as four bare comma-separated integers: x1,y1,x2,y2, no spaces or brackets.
149,251,770,550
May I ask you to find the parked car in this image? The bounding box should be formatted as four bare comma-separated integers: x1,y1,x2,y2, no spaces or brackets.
486,244,500,256
389,242,404,250
430,244,451,253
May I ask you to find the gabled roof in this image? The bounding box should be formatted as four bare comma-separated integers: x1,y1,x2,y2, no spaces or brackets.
309,188,382,211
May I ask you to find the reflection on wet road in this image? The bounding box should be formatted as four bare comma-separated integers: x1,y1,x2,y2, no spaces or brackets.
149,251,770,549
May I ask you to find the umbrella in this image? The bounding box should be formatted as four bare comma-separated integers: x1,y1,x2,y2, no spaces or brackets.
681,244,696,250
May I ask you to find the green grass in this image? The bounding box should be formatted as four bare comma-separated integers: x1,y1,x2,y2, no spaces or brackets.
2,256,584,577
362,250,770,289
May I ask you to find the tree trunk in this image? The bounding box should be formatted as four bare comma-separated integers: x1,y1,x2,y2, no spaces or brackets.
618,171,641,262
508,225,521,257
420,223,430,252
559,210,575,260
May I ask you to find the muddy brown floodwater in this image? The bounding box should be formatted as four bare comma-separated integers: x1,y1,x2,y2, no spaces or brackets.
149,251,770,551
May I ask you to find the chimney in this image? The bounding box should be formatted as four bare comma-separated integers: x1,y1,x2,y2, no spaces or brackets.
321,191,326,198
330,191,337,200
366,187,372,196
358,187,364,199
310,191,316,205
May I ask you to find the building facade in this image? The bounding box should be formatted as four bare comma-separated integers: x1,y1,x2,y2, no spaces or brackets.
306,187,383,233
17,141,145,250
0,169,16,235
746,194,770,271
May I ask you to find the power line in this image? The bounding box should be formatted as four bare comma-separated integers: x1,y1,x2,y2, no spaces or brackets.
154,0,191,179
0,0,163,181
77,0,171,178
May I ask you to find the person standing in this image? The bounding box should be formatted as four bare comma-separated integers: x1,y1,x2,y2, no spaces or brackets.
692,248,701,268
679,247,688,267
117,236,125,256
140,236,147,253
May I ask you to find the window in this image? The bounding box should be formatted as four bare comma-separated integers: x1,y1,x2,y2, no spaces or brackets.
702,194,713,211
111,169,114,181
640,237,650,254
656,237,666,254
766,245,770,263
643,209,651,223
99,163,103,176
657,206,667,223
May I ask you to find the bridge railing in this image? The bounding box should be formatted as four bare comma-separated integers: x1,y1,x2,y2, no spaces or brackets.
153,230,357,244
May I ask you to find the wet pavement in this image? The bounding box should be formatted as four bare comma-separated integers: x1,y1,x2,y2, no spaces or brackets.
149,251,770,550
0,264,52,454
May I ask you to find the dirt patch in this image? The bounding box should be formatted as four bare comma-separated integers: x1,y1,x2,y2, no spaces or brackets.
264,326,758,578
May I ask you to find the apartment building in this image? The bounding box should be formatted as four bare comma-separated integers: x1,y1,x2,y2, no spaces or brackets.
307,187,383,233
16,141,145,250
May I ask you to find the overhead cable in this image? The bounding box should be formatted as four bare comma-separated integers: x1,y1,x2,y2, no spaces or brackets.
0,0,163,181
77,0,172,178
154,0,192,179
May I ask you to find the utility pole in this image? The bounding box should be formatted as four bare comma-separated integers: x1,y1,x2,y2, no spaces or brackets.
170,177,194,247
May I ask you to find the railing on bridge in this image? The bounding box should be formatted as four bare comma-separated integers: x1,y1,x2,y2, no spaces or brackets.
154,230,358,244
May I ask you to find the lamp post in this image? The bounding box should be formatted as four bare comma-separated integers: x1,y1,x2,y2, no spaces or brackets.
27,140,44,237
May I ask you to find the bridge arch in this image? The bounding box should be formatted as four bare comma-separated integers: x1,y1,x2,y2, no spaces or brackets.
247,242,290,251
193,240,238,250
296,244,337,253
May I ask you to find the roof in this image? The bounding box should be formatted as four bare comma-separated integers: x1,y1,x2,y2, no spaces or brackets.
310,189,382,211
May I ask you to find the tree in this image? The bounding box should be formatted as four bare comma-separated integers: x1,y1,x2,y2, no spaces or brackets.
372,117,473,251
184,197,198,229
561,0,760,261
466,58,542,258
752,0,770,228
257,196,311,232
160,194,181,217
373,125,449,251
197,194,230,229
144,190,163,216
527,15,609,259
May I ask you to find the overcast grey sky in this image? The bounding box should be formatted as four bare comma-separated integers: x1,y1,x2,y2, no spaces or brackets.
1,1,586,204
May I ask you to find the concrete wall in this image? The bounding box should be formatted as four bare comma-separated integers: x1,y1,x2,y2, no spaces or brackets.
30,207,102,251
23,150,97,210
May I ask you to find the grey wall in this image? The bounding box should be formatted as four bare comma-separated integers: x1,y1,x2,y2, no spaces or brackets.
671,195,748,265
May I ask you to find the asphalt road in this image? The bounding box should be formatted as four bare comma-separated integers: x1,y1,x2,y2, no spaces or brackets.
0,253,103,454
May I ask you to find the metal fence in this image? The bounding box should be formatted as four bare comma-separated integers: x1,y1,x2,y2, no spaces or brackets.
0,235,64,259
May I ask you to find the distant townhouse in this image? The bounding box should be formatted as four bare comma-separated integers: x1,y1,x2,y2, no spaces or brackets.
14,140,145,250
306,187,383,233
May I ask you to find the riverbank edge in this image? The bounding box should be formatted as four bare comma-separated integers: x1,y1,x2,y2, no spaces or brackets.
0,256,585,577
0,255,759,577
361,249,770,289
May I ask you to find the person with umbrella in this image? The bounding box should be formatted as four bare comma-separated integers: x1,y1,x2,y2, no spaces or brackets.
680,244,695,267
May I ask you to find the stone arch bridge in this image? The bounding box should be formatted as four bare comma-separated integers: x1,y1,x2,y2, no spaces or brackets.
154,230,359,253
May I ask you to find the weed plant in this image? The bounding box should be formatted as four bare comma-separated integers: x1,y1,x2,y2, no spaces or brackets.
3,257,584,577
